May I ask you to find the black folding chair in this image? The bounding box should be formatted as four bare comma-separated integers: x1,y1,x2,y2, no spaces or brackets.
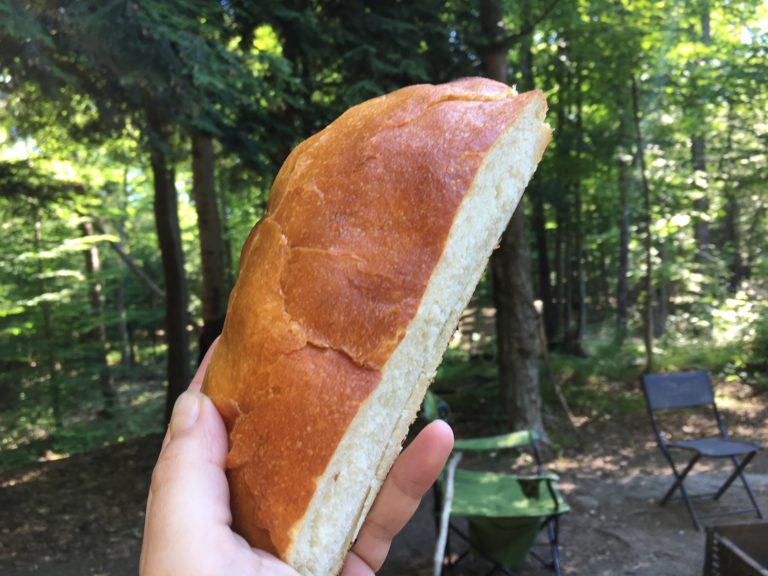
641,370,764,531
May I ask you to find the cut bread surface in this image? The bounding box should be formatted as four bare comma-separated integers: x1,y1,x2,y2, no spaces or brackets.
201,79,551,576
287,94,551,576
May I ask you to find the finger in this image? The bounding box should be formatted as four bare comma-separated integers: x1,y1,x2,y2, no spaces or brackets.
189,336,221,392
141,390,231,573
340,550,374,576
347,420,454,573
158,336,222,455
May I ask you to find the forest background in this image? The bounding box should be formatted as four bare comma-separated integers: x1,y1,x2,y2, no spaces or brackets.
0,0,766,470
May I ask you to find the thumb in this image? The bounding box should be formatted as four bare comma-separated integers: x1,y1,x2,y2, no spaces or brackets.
141,390,301,576
141,390,232,572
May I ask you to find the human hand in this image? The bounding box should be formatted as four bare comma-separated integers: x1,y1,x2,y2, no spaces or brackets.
140,344,453,576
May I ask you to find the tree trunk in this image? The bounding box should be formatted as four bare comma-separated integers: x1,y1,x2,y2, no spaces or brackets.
33,217,61,427
520,2,555,344
491,212,546,436
692,6,711,261
597,248,611,315
553,51,573,350
692,135,710,259
654,239,670,338
575,193,587,347
563,203,574,347
554,204,566,345
216,167,235,290
191,130,228,362
480,0,547,440
150,145,192,423
631,77,654,372
744,203,764,282
80,221,116,416
571,69,586,354
479,0,508,84
532,187,556,341
116,168,133,367
616,107,632,343
723,189,743,292
114,273,132,367
718,111,743,293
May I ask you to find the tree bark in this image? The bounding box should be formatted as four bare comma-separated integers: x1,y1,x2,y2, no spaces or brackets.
80,220,116,416
597,248,611,314
479,0,509,84
718,111,743,292
723,188,743,292
532,188,556,340
552,50,572,349
191,130,228,362
520,0,555,344
491,211,546,436
563,215,574,343
744,203,764,281
150,143,192,423
616,155,631,342
692,135,710,259
33,217,61,427
216,167,235,291
692,6,711,261
570,75,586,354
560,189,585,355
574,190,587,349
480,0,547,440
631,77,654,372
554,204,566,346
653,240,669,338
114,272,132,366
116,168,133,367
616,100,632,343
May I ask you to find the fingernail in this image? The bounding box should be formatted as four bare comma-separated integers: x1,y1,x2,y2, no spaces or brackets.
170,391,201,436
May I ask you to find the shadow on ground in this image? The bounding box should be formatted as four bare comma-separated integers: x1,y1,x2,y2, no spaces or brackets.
2,402,767,575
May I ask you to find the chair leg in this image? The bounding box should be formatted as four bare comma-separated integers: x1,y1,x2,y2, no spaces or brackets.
716,453,764,520
661,453,702,531
445,530,451,569
679,485,702,531
433,484,443,534
548,516,562,576
714,452,754,500
660,453,700,505
433,483,448,574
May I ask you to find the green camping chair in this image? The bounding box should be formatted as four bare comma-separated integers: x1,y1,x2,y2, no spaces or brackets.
426,392,569,576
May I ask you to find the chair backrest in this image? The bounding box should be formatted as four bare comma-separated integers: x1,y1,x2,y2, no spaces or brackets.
453,430,538,452
642,370,715,412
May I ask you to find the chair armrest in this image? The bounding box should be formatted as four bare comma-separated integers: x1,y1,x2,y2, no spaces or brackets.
514,472,560,483
516,473,569,515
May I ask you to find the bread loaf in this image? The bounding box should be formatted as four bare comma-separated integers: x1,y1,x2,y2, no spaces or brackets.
202,77,551,576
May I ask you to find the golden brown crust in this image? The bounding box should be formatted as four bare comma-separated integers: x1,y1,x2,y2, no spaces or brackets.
202,79,546,558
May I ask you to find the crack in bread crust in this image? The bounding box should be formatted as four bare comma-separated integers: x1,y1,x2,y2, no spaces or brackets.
202,79,551,573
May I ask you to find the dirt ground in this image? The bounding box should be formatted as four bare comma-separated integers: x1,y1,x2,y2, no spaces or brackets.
382,400,768,576
2,382,766,576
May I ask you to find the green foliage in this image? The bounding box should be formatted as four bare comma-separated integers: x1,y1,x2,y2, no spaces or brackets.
0,0,766,470
435,346,497,387
0,372,165,472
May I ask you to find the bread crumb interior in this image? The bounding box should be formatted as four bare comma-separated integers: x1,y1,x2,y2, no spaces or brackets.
288,102,550,576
